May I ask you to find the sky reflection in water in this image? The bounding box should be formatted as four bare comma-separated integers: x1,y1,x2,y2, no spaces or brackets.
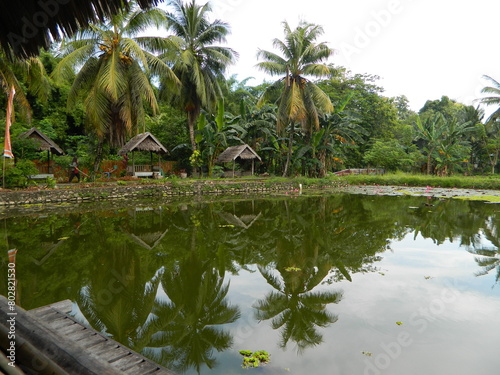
1,194,498,375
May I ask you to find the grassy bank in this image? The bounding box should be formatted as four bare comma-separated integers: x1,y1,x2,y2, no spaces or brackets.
338,172,500,190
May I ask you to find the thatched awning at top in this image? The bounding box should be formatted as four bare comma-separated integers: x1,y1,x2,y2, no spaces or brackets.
216,145,261,163
118,132,168,155
19,127,64,155
1,0,161,58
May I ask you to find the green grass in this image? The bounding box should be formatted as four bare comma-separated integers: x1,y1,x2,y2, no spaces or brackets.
338,172,500,190
454,195,500,202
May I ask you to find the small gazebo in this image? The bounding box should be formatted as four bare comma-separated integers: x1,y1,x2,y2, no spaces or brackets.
216,144,261,177
19,127,64,176
118,132,168,177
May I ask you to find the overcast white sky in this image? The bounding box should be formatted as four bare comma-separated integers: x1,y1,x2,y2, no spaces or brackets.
204,0,500,112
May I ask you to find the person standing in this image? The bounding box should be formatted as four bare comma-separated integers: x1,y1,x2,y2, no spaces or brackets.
69,157,80,183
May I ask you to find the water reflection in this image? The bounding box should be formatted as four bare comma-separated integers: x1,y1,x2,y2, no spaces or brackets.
1,194,499,374
144,252,240,373
77,242,160,349
254,264,342,351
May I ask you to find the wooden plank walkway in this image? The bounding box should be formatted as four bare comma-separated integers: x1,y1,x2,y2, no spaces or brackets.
0,296,176,375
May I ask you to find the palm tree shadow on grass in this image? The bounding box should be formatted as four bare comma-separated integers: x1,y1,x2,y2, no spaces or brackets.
254,264,343,353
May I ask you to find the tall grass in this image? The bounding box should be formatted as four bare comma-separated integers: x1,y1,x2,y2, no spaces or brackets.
336,172,500,190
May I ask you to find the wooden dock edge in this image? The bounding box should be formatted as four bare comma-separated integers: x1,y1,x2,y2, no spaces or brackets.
0,296,176,375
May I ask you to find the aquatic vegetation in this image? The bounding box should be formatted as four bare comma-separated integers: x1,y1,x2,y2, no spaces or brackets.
239,350,270,368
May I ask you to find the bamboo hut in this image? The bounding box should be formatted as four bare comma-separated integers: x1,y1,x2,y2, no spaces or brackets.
19,127,64,177
118,132,168,177
216,144,261,177
1,0,160,58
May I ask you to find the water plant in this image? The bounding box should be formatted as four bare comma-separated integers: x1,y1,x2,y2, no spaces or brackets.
239,350,270,369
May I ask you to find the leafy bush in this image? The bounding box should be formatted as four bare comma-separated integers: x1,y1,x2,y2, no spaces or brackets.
2,160,39,188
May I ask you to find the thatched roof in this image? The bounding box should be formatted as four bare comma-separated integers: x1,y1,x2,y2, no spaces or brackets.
216,145,261,163
118,132,168,155
218,211,262,229
1,0,161,58
19,127,64,155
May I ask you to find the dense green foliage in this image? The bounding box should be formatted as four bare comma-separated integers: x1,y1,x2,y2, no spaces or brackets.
1,0,499,181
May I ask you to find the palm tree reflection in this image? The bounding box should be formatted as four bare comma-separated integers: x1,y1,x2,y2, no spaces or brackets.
254,264,342,352
77,243,160,349
469,246,500,284
143,253,240,373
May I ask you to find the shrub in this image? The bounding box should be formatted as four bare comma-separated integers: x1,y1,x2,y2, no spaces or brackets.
2,160,39,188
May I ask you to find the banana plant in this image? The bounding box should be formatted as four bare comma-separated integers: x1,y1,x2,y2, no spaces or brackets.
196,99,245,176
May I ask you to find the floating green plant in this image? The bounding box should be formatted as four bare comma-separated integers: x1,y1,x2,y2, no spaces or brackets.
239,350,270,369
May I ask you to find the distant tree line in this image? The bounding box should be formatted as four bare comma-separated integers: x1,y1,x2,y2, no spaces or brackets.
1,0,499,179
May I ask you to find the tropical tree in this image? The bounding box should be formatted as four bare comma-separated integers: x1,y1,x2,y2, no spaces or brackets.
256,20,335,176
484,124,500,174
414,113,446,174
0,50,50,123
161,0,237,152
476,75,500,173
196,100,244,176
52,5,179,170
479,75,500,123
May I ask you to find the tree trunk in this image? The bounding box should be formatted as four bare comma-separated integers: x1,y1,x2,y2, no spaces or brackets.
282,123,294,177
318,149,327,177
187,109,199,151
426,152,432,175
92,138,104,180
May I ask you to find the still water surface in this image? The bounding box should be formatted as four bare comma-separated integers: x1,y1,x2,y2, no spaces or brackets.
1,193,499,374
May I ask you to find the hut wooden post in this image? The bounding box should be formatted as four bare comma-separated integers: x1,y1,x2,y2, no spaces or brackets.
132,152,135,175
233,160,235,178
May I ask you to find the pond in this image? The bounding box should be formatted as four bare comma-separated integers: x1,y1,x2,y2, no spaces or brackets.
1,193,499,375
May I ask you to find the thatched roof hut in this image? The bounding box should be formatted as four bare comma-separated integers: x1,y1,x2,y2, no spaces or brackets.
216,144,261,177
118,132,168,177
216,145,261,163
1,0,160,58
118,132,168,155
19,127,64,155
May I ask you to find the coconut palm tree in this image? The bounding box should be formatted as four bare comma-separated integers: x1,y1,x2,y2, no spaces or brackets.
161,0,237,152
479,75,500,123
256,20,335,176
52,5,179,164
0,50,50,121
